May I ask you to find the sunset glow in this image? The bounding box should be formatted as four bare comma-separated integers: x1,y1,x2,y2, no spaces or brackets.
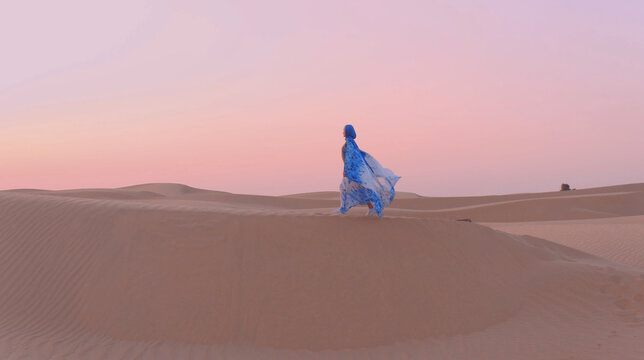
2,0,643,195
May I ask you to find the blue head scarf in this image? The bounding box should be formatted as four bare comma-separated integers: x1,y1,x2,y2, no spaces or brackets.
344,124,356,139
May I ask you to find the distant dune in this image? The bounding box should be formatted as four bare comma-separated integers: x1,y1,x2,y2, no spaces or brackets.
284,190,423,200
1,183,643,359
120,182,215,196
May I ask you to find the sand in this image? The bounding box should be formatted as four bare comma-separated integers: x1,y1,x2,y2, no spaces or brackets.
1,183,643,359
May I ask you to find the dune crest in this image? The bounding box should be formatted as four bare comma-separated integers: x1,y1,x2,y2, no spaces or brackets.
120,182,213,196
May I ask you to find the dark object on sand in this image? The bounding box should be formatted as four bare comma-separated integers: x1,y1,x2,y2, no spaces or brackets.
456,218,472,222
560,183,571,191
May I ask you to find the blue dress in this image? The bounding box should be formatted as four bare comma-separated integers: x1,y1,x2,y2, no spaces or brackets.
338,136,400,216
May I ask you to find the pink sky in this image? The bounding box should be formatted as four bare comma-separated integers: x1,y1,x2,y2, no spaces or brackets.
2,0,643,196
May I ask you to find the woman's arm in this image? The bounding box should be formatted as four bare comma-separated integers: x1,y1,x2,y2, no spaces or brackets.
341,144,346,177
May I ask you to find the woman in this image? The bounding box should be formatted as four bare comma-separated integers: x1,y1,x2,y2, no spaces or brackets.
336,124,400,217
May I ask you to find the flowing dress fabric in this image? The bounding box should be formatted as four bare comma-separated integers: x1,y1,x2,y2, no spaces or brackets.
339,137,400,216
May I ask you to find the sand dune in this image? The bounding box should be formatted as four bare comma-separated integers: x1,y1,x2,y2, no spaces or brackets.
1,183,643,359
121,183,216,196
488,215,644,269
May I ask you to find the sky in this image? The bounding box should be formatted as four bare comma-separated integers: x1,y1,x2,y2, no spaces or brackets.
1,0,643,196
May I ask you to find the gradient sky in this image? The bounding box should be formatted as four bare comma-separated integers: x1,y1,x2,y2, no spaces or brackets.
2,0,643,196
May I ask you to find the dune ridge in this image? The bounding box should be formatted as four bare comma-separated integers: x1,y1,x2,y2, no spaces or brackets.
1,183,644,359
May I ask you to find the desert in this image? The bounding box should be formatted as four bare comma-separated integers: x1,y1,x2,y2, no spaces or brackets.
1,183,643,359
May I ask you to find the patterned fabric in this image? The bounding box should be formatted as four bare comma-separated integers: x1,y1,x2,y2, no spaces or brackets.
338,136,400,217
